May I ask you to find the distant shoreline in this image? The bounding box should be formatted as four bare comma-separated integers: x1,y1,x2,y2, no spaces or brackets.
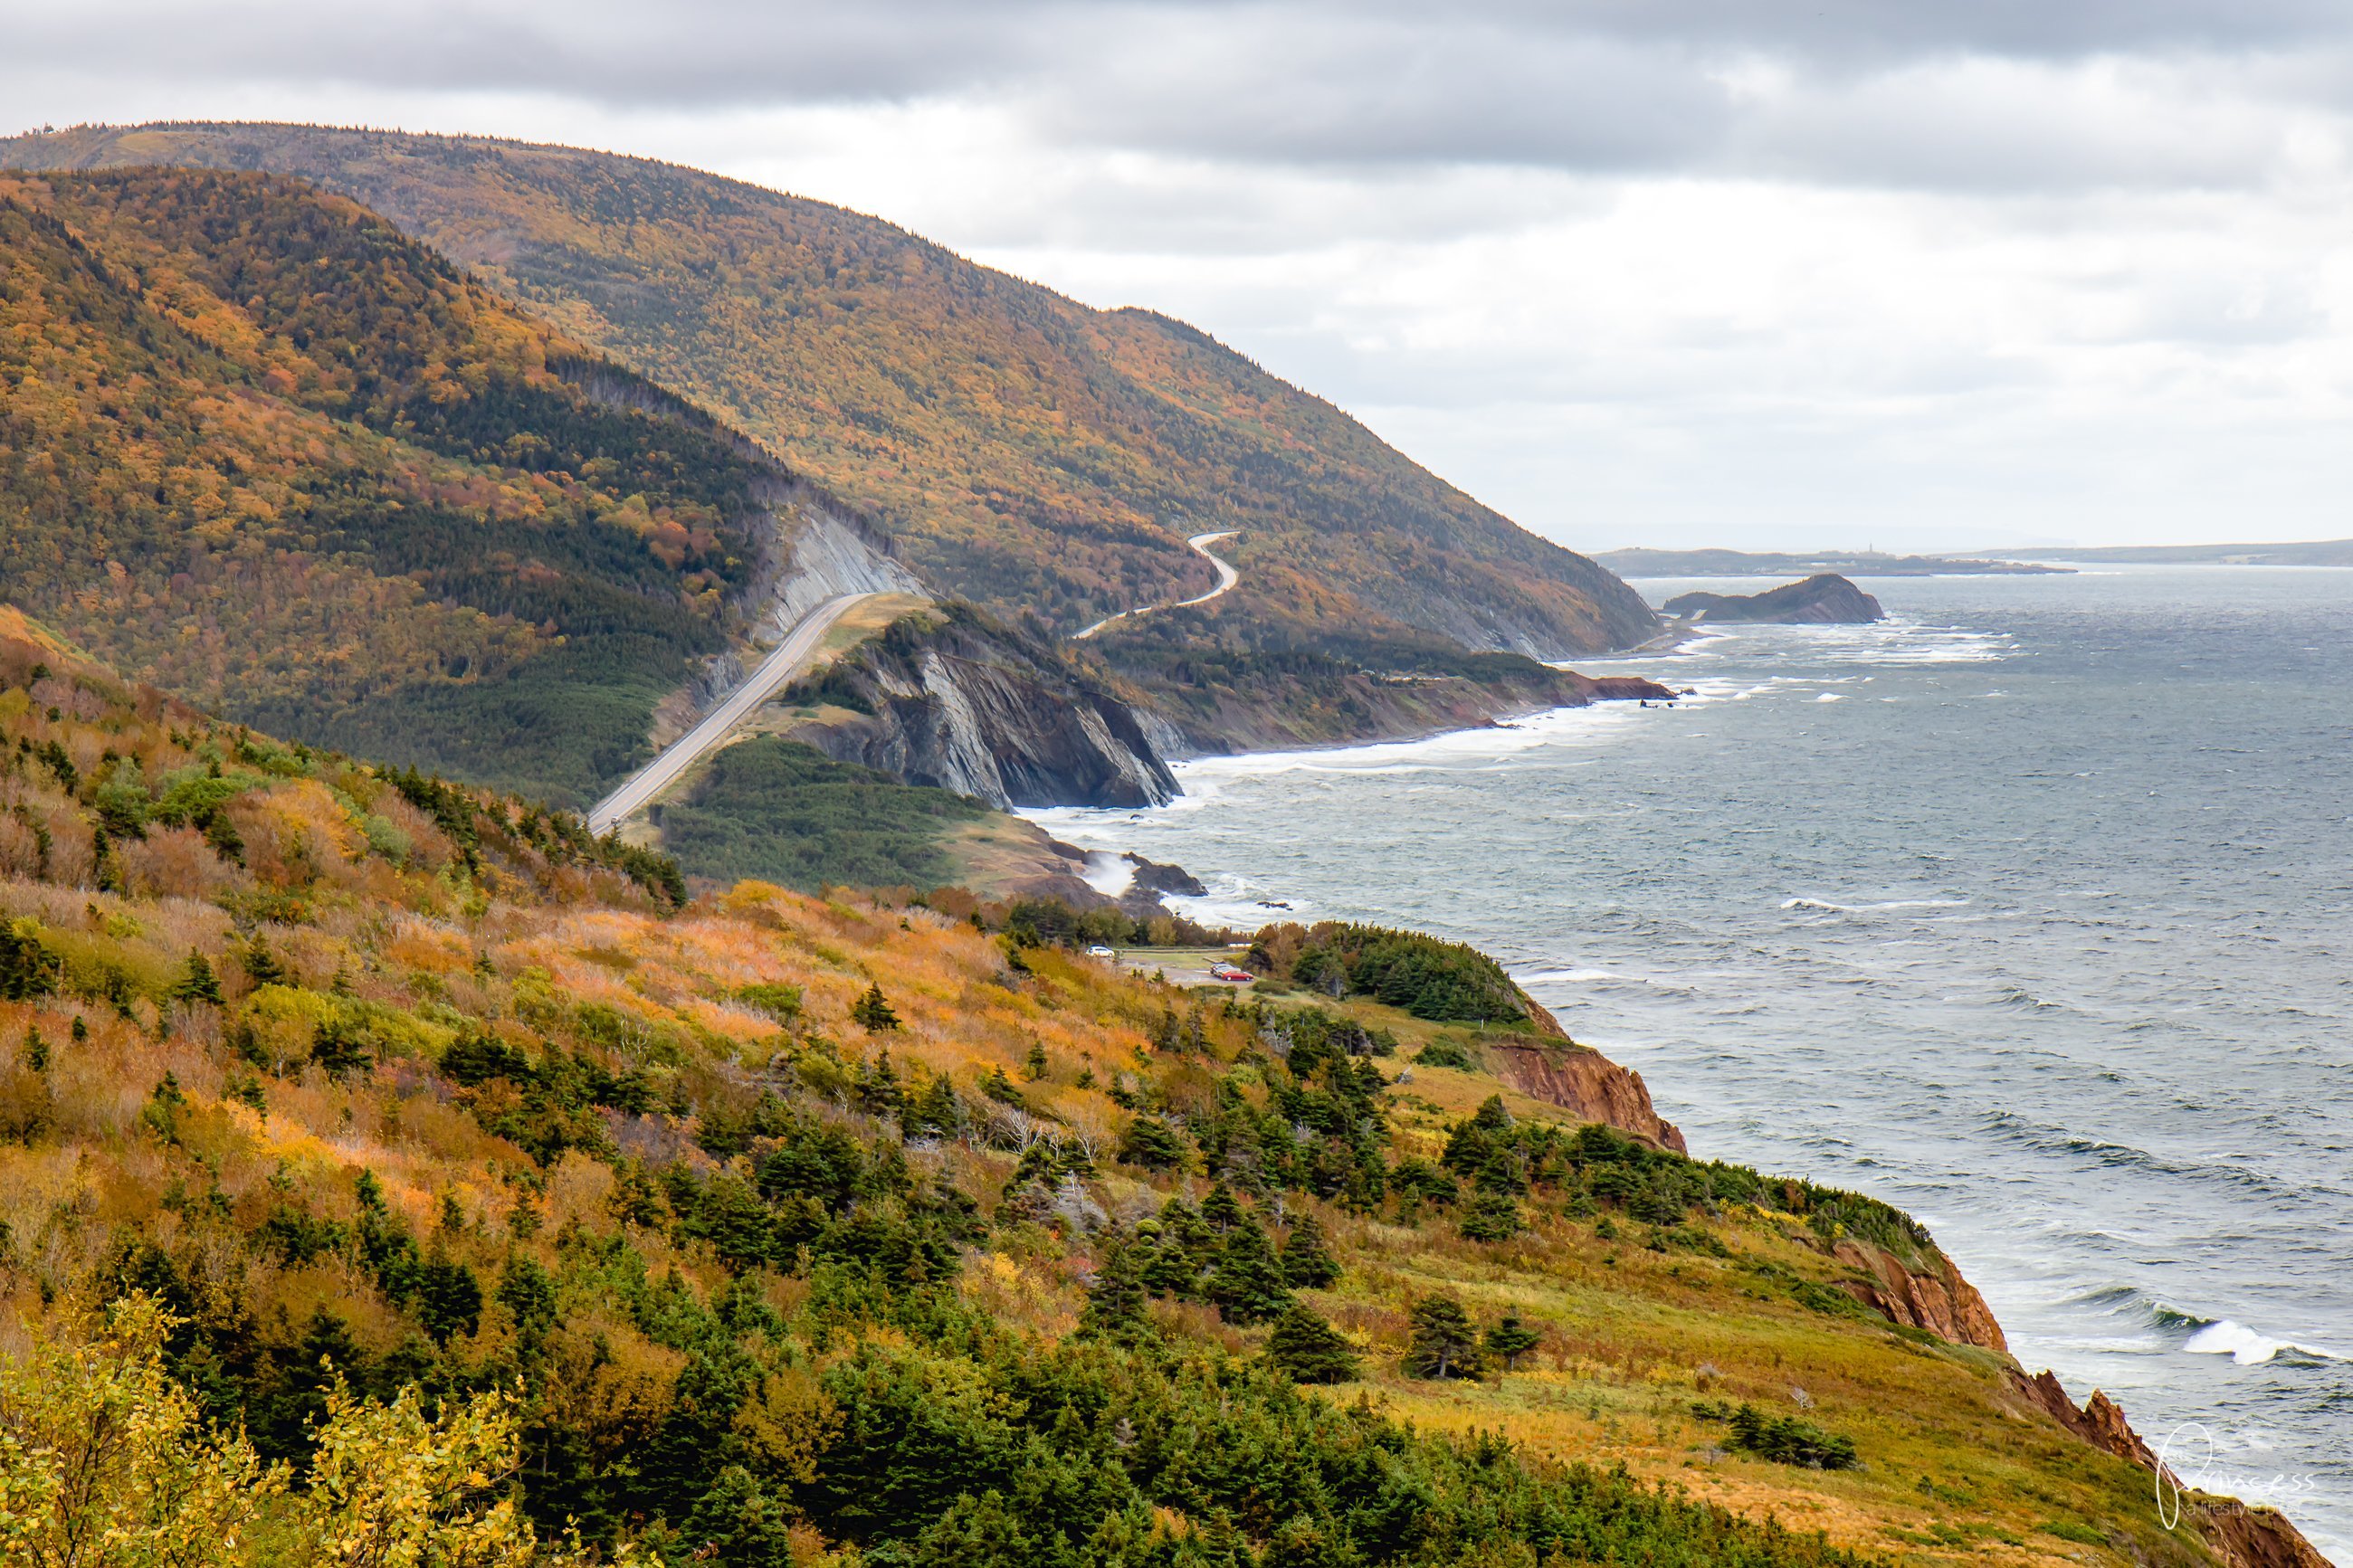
1597,547,2070,577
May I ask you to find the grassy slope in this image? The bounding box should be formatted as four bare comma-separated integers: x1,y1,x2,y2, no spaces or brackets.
654,736,990,894
0,610,2276,1568
0,125,1660,676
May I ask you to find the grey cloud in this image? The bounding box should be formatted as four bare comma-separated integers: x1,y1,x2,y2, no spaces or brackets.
1352,0,2353,66
1035,19,1732,171
6,0,1062,109
11,0,2353,195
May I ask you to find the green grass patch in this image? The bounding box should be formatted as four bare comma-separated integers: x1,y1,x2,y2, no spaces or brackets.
658,736,988,891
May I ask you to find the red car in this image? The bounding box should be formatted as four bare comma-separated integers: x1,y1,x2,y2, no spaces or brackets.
1210,963,1254,982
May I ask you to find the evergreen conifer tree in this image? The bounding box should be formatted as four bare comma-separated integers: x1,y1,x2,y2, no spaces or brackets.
1404,1295,1485,1380
1200,1181,1244,1234
1459,1190,1523,1241
1485,1314,1542,1372
0,919,59,1002
1116,1116,1188,1171
241,936,289,987
1207,1213,1291,1326
859,1051,905,1117
851,984,900,1031
1129,1222,1195,1297
170,949,223,1005
1080,1235,1153,1343
1280,1212,1341,1288
310,1016,369,1077
907,1072,965,1139
1266,1303,1360,1384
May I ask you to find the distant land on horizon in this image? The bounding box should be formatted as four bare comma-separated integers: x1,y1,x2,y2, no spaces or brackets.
1597,547,2070,577
1969,538,2353,566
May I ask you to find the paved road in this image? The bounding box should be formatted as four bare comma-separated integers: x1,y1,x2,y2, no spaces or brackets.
1072,530,1240,641
587,593,876,835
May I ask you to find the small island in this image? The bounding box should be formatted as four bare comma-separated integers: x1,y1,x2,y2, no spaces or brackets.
1662,573,1886,624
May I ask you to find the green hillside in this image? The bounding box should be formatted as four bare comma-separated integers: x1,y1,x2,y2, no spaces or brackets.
0,611,2299,1568
0,125,1662,680
0,165,791,807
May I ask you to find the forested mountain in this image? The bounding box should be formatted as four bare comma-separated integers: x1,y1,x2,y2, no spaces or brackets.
0,613,2294,1568
0,125,1661,679
0,166,819,806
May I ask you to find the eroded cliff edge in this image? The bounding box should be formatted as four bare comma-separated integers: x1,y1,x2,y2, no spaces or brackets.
1498,1014,2333,1564
771,603,1177,811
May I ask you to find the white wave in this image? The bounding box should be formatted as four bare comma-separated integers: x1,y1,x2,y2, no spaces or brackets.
1815,692,1845,702
1155,701,1652,784
1781,897,1971,913
1079,851,1135,898
2183,1320,2346,1366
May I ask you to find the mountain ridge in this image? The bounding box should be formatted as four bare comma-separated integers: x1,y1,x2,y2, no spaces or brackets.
0,123,1662,752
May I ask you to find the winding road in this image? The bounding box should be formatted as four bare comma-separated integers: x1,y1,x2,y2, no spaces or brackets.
1072,530,1241,641
586,593,876,835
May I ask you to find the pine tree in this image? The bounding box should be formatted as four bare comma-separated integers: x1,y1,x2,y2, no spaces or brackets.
1280,1212,1341,1288
1266,1303,1360,1384
1207,1213,1292,1326
311,1016,370,1078
851,984,900,1031
858,1051,904,1117
1485,1314,1542,1373
241,936,289,987
1458,1190,1523,1242
1138,1210,1204,1298
1200,1181,1244,1234
1404,1295,1484,1380
22,1027,47,1074
1080,1235,1152,1343
0,919,59,1002
169,949,223,1005
1117,1116,1189,1171
1024,1040,1048,1079
906,1072,965,1139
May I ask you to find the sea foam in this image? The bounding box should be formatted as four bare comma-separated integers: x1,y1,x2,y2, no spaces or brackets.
2182,1320,2347,1366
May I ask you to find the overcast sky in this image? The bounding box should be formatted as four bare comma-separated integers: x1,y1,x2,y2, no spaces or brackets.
12,0,2353,552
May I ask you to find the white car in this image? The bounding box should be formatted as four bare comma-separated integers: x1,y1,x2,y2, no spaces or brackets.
1086,945,1118,959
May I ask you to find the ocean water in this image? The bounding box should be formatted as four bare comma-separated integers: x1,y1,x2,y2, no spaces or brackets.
1033,565,2353,1554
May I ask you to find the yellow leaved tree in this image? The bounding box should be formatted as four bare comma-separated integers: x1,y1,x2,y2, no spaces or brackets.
0,1295,625,1568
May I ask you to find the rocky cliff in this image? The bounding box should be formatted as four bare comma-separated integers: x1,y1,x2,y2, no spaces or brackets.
775,603,1177,810
1488,1037,1689,1154
1663,574,1886,624
2011,1371,2334,1568
1830,1238,2008,1352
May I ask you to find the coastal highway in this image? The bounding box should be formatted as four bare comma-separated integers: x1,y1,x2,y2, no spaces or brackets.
1072,530,1240,640
586,593,876,835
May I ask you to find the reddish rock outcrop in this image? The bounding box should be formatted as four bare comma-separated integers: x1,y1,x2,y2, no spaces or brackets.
1829,1239,2008,1354
1487,1037,1687,1154
2007,1370,2334,1568
2202,1503,2337,1568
